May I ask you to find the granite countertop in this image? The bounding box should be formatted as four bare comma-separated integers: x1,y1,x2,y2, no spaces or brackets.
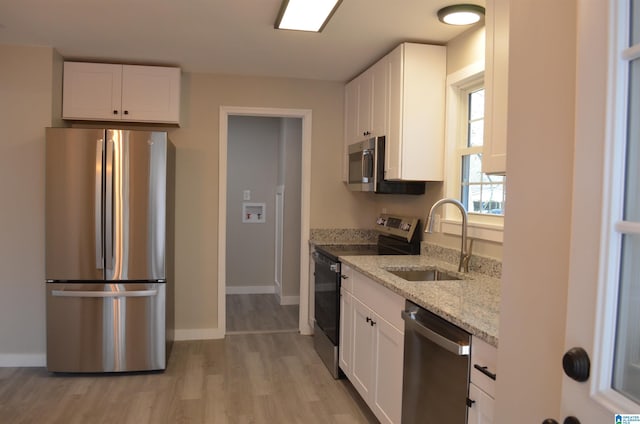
338,254,500,347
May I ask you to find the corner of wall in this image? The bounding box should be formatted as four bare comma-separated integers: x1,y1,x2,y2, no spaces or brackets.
50,49,66,127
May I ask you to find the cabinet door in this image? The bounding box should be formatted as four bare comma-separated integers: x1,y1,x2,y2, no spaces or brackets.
371,58,388,138
467,383,495,424
372,316,404,424
385,45,403,180
63,62,122,121
344,80,359,180
357,70,373,139
385,43,446,181
121,65,181,124
482,0,509,175
351,297,375,402
339,288,354,378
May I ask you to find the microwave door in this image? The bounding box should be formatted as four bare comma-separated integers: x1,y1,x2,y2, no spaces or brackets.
348,143,375,191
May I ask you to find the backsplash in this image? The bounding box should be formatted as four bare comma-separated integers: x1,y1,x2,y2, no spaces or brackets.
421,242,502,279
309,230,502,279
309,229,378,245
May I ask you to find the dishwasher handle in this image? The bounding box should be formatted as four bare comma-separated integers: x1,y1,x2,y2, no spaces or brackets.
401,309,470,356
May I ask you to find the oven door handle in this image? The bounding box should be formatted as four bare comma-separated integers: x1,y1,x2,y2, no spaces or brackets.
401,310,470,356
312,251,340,272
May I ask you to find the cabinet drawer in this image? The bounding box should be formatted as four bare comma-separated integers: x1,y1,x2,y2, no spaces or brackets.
341,264,354,292
470,336,498,398
352,271,404,331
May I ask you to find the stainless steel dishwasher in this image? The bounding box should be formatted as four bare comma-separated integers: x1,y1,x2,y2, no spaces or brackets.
401,300,471,423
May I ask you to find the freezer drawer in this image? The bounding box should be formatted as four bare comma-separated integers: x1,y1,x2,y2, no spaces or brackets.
46,282,166,373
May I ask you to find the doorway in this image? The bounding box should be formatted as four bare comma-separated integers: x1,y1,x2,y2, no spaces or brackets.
225,115,300,333
218,107,313,336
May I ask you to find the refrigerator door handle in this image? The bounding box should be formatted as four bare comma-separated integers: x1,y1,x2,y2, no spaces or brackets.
105,132,114,275
95,138,104,270
51,289,158,298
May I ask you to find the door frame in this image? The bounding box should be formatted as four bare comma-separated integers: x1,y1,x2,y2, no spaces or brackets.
218,106,313,336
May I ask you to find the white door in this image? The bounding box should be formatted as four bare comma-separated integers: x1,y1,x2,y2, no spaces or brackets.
561,0,640,421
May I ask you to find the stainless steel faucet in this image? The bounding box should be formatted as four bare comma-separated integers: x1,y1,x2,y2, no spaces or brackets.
425,198,472,273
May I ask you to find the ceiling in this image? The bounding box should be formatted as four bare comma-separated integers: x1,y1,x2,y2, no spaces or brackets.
0,0,485,82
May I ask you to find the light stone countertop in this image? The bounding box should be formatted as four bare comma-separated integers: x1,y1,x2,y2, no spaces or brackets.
338,254,500,347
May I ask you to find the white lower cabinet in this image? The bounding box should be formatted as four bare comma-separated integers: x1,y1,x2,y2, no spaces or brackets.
351,297,376,400
372,314,404,423
340,268,404,424
339,287,354,378
467,383,495,424
467,336,497,423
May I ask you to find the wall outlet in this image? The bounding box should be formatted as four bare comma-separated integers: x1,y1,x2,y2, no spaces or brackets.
382,207,388,214
243,190,251,200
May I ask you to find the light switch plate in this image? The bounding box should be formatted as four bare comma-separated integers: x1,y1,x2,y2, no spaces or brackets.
243,190,251,200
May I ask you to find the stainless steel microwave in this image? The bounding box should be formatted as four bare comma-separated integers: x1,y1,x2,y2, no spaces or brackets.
347,137,425,195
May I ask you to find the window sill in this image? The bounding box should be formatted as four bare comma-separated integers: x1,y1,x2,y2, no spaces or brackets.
441,219,504,243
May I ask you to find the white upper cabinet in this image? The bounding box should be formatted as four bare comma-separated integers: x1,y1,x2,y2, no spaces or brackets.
356,69,373,139
63,62,181,124
370,59,388,138
343,42,446,182
386,43,446,181
343,62,387,181
344,62,387,146
482,0,509,175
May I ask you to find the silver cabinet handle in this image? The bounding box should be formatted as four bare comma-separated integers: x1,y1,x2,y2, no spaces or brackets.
52,289,158,298
401,309,470,356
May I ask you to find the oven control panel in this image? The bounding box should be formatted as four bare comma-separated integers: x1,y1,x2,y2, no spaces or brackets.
375,214,420,242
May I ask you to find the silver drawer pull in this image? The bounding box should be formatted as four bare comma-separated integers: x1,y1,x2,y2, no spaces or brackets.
52,289,158,298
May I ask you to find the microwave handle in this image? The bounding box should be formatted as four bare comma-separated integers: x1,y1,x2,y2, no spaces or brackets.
362,149,374,180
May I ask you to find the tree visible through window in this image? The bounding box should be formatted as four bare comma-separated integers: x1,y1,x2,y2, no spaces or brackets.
460,87,505,215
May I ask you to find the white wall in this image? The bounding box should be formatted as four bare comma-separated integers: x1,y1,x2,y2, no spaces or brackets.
280,118,302,300
0,45,62,365
494,0,577,420
226,116,280,290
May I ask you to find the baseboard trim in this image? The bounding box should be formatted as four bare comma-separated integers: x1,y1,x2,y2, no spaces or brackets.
0,353,46,367
174,328,225,341
226,285,275,295
280,295,300,306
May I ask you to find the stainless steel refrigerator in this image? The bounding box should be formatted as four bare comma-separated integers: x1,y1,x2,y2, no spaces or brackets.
45,128,175,373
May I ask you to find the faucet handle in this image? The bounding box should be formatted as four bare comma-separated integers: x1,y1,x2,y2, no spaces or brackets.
463,238,474,272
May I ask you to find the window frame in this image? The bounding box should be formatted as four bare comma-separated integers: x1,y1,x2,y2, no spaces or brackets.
442,61,504,243
591,0,640,412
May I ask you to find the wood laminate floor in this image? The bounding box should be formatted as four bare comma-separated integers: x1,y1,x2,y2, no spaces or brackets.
226,294,299,333
0,333,377,424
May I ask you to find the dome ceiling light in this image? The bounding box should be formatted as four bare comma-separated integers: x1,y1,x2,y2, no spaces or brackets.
437,4,485,26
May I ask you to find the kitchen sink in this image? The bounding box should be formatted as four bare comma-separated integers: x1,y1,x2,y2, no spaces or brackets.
387,268,461,281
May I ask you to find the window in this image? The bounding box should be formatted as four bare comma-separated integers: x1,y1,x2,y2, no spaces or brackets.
442,63,504,243
459,87,506,216
592,0,640,411
610,0,640,403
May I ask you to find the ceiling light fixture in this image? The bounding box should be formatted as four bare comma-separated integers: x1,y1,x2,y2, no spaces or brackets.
437,4,485,26
275,0,343,32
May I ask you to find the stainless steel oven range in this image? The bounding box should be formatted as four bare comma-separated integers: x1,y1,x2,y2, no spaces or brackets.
312,214,420,378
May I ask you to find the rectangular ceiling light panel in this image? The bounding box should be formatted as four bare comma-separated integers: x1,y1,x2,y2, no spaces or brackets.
275,0,342,32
